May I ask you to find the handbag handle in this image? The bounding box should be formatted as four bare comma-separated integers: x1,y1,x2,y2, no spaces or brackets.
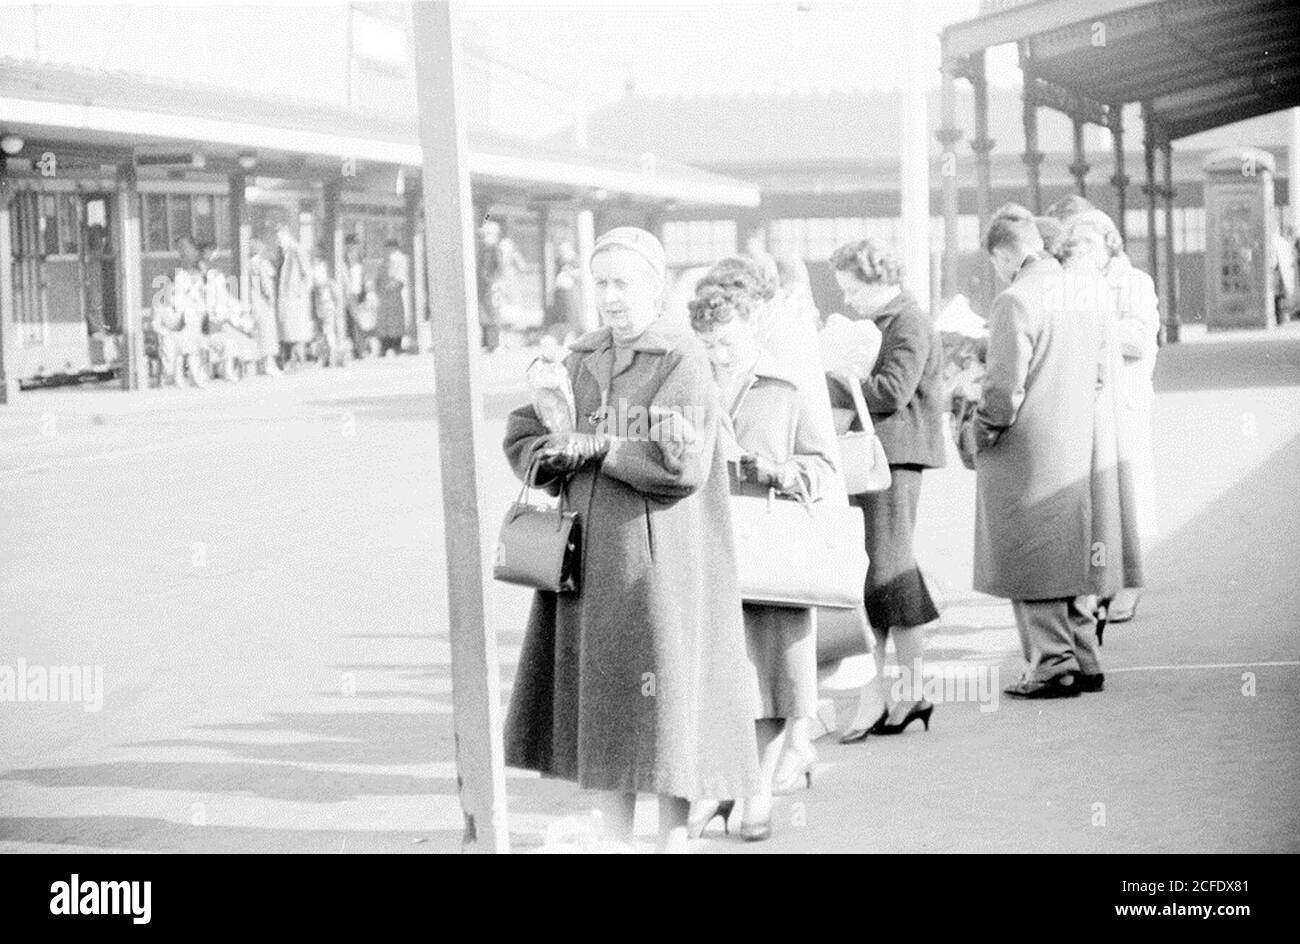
512,454,569,532
830,370,873,434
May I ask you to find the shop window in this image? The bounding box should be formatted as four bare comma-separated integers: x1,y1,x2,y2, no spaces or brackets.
213,196,232,249
39,194,59,256
191,194,216,247
167,195,192,246
143,194,169,251
57,194,81,255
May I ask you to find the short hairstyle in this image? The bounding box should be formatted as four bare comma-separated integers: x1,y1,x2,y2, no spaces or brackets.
384,238,402,250
174,235,196,251
983,205,1044,255
830,237,902,286
195,241,215,255
688,255,772,330
1060,209,1123,261
1035,216,1066,258
1045,194,1096,223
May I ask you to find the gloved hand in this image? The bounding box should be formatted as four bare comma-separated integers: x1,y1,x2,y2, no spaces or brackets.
739,453,797,492
536,432,611,474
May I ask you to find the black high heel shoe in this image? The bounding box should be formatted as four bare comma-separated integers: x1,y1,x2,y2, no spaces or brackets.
838,707,890,744
686,799,735,839
876,700,934,735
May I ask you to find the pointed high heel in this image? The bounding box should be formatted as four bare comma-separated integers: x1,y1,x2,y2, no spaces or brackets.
686,799,735,839
876,700,934,735
772,744,817,795
838,707,890,744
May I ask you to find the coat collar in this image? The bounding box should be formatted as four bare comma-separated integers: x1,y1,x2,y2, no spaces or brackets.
1013,253,1061,283
568,318,681,355
571,317,689,399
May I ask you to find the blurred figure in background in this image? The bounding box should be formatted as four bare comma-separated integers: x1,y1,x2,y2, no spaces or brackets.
276,224,315,368
376,238,408,357
168,235,207,387
312,247,348,368
198,242,255,382
477,217,526,352
550,239,586,339
248,236,281,375
341,234,377,359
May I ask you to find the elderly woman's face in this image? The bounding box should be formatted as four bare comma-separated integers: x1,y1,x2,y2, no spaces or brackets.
591,248,661,342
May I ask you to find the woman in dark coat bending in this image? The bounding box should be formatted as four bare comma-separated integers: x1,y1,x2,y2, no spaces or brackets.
828,238,947,741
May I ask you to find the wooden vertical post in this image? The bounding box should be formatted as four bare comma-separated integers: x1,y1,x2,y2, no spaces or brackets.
938,53,960,301
410,0,509,854
537,203,553,327
1022,94,1043,214
405,184,422,351
1141,102,1163,343
1110,106,1128,245
899,0,930,313
230,173,251,305
0,158,17,404
116,162,144,391
1162,140,1179,343
969,52,993,235
1070,118,1090,197
969,52,995,311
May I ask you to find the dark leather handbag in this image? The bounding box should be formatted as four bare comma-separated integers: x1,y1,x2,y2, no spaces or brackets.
492,461,582,593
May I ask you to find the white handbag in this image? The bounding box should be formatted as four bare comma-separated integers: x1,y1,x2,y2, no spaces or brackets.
828,372,892,495
730,488,868,609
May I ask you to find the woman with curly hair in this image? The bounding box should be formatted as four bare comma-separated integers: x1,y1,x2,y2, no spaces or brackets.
684,256,839,842
829,238,947,742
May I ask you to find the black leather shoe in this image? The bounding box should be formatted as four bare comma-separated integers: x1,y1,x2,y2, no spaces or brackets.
1076,672,1105,693
1003,674,1082,699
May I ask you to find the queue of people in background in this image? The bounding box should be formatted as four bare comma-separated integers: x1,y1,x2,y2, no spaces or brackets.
499,205,1151,850
152,227,412,387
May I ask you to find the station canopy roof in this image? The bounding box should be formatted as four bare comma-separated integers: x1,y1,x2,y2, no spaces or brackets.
0,57,759,208
943,0,1300,141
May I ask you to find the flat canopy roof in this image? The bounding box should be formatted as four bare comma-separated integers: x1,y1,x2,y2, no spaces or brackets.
943,0,1300,141
0,57,759,208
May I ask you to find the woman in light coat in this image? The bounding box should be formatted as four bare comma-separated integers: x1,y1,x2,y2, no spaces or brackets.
1102,236,1159,622
1047,200,1158,622
275,226,315,366
686,256,839,842
248,237,281,375
502,227,759,853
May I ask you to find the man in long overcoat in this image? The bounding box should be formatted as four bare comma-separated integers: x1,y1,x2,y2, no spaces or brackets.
974,206,1130,698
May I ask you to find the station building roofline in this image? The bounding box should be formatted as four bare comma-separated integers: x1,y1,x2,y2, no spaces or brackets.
0,56,759,208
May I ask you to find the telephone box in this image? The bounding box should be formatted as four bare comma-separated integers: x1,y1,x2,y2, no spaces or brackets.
1203,147,1278,331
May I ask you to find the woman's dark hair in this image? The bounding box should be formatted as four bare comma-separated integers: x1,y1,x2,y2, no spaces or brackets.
982,203,1042,255
688,255,773,330
829,237,902,286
